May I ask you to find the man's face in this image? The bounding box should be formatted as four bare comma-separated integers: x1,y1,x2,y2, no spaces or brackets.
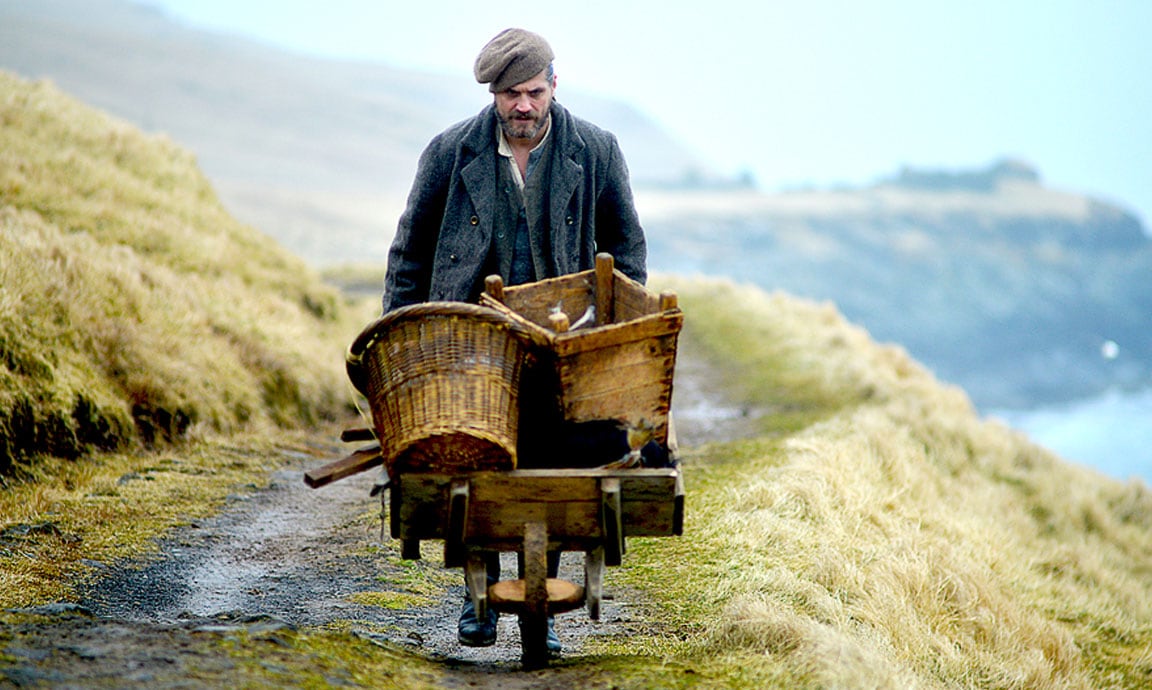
494,70,555,141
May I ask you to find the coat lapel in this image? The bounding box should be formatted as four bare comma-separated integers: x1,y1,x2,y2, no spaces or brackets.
459,108,498,252
549,104,584,273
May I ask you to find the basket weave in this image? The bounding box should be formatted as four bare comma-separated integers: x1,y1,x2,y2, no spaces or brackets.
346,302,530,475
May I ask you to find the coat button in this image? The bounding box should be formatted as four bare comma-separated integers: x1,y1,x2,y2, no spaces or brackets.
496,231,505,239
470,216,479,225
566,216,574,225
450,254,459,262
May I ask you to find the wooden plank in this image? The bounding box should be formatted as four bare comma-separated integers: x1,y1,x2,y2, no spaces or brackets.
613,273,660,321
340,427,376,442
303,446,383,488
595,253,615,325
498,272,595,327
454,536,599,553
468,471,678,504
558,354,676,398
469,474,603,503
393,470,682,540
552,313,682,357
401,468,677,483
619,471,680,499
468,501,601,540
560,380,672,419
515,290,593,327
559,334,678,374
623,501,679,537
502,269,591,297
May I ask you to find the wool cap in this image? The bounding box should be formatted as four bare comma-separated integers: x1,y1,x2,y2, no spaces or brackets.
474,28,554,92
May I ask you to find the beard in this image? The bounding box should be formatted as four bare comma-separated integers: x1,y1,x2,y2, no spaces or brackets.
498,109,547,140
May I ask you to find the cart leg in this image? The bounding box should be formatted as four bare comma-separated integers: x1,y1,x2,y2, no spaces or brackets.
520,521,550,666
401,539,421,560
444,479,469,568
465,553,490,622
601,477,624,566
585,546,605,620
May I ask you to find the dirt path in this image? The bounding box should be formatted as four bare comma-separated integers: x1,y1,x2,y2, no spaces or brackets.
1,343,763,688
80,448,645,667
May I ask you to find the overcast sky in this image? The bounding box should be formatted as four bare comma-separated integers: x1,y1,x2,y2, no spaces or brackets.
144,0,1152,227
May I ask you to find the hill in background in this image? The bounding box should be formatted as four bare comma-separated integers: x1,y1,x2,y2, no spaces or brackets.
0,0,717,265
639,164,1152,408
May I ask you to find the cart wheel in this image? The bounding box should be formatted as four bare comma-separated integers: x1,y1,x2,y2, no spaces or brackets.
520,521,549,666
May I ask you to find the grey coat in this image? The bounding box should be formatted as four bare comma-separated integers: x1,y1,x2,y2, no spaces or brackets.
382,100,646,312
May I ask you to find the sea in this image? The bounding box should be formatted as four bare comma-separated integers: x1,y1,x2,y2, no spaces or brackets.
990,388,1152,485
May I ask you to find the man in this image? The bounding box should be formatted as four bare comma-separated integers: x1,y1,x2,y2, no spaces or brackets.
380,28,648,654
382,27,646,313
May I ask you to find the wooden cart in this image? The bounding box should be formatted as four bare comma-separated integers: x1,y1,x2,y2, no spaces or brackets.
389,466,682,663
307,437,684,665
310,254,685,664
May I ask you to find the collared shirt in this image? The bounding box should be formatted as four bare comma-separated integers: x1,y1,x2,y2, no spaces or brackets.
496,114,553,192
495,114,552,285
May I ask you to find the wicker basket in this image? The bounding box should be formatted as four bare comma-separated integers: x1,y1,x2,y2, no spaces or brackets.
346,302,531,475
479,254,682,455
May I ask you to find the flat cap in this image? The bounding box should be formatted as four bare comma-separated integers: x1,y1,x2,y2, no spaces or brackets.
474,28,554,93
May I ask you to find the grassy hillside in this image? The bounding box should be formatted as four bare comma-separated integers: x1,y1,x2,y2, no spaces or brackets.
0,70,368,477
614,275,1152,688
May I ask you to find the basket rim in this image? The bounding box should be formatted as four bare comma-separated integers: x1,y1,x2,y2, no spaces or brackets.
349,301,531,358
346,301,543,394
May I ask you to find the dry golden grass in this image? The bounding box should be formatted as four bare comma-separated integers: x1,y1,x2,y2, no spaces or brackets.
1,71,372,474
612,275,1152,688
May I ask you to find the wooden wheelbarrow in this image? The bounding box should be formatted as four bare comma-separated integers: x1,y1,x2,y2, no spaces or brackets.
307,435,683,665
390,467,684,664
307,252,686,664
